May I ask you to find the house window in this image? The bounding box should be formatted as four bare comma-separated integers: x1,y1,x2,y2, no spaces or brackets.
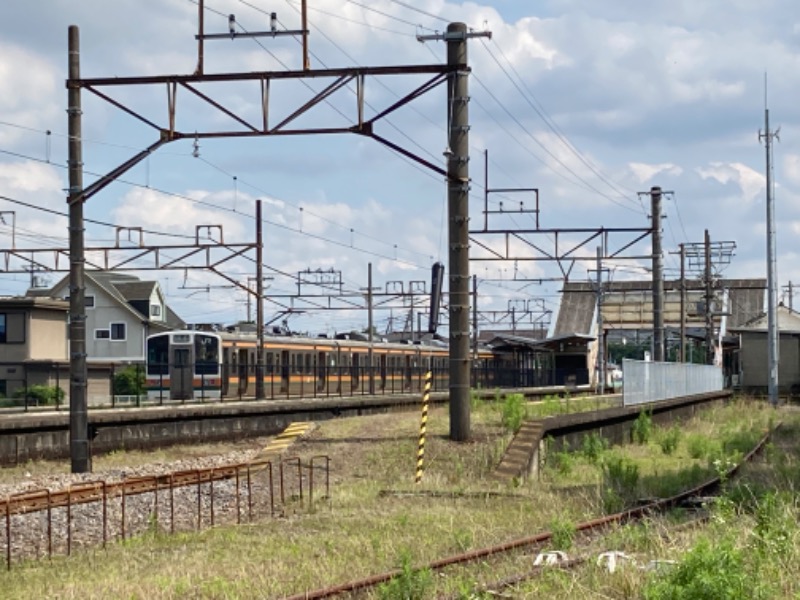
63,295,95,308
110,323,126,341
150,304,162,318
95,329,110,340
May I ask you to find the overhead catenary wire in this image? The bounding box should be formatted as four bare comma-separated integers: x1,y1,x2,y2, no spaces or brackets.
482,38,642,202
0,140,435,269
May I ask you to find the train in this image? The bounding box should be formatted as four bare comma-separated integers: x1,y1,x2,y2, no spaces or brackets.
145,329,496,402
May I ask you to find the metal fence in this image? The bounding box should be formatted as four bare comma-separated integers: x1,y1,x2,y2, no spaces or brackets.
622,359,724,406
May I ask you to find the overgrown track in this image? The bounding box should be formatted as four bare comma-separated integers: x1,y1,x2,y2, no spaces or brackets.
282,425,777,600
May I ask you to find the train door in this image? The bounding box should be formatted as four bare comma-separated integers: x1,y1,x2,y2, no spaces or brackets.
281,350,290,392
221,346,230,396
404,355,412,390
351,353,360,391
380,354,387,390
171,347,193,400
317,351,326,391
237,348,248,395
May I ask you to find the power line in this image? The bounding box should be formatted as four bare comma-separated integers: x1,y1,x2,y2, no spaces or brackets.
481,38,641,204
0,144,434,269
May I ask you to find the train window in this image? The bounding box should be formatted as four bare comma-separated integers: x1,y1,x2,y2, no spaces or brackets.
195,334,219,375
146,335,169,375
305,353,312,374
266,352,274,374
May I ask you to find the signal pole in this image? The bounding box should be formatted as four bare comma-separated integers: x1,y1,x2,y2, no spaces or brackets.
760,93,780,406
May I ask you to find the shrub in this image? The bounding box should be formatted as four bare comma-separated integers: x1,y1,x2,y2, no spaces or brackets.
552,451,574,476
581,432,608,463
13,385,64,406
603,455,639,500
549,516,576,551
501,393,527,434
113,364,146,396
643,537,766,600
632,410,653,444
377,551,433,600
659,426,682,455
686,434,714,459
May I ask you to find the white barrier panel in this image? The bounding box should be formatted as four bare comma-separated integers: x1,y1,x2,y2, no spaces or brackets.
622,359,723,406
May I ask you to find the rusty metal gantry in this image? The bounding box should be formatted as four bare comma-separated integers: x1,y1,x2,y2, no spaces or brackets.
64,24,466,471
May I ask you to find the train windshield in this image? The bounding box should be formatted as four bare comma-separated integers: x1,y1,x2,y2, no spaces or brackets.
147,335,169,375
195,334,220,375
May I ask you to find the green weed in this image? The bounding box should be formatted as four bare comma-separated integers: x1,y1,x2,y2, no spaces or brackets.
501,393,527,434
632,410,653,444
658,426,681,455
377,550,434,600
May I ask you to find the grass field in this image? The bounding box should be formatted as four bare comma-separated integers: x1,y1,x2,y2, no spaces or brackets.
0,395,796,599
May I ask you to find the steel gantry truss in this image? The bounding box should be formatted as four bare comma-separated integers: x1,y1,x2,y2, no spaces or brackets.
62,21,478,471
469,226,653,281
471,156,654,280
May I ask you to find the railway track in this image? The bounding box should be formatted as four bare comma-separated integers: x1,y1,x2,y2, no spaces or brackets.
282,425,776,600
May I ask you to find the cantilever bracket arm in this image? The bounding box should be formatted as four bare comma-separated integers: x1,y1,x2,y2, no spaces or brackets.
367,132,447,178
74,138,168,204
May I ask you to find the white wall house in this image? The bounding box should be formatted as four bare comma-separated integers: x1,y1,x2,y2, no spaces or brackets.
28,271,185,363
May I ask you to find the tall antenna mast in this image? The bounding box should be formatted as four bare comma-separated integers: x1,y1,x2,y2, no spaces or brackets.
759,73,780,406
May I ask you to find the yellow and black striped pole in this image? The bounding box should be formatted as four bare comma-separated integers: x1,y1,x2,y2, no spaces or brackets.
415,371,432,484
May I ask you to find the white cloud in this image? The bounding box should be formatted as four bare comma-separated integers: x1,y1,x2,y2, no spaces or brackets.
629,162,683,184
112,187,248,241
696,162,765,203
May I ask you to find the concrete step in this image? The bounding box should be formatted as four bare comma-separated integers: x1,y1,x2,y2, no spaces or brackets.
492,420,545,482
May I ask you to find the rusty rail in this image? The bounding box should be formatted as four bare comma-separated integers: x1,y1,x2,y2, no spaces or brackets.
282,427,776,600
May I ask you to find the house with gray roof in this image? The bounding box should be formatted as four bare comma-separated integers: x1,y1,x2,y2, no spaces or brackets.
27,271,185,363
729,304,800,394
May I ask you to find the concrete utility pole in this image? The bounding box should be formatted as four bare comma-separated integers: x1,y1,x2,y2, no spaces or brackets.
367,262,374,394
650,186,664,362
67,26,90,473
595,246,605,394
472,274,478,360
255,199,265,400
760,99,780,406
784,282,794,311
447,23,472,441
704,229,714,365
679,243,686,363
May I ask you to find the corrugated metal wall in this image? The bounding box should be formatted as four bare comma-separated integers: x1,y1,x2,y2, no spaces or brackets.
622,359,723,405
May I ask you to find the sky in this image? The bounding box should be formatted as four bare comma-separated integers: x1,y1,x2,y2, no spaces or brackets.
0,0,799,337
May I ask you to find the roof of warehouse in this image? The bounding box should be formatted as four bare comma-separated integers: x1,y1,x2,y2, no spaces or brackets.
554,278,766,335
